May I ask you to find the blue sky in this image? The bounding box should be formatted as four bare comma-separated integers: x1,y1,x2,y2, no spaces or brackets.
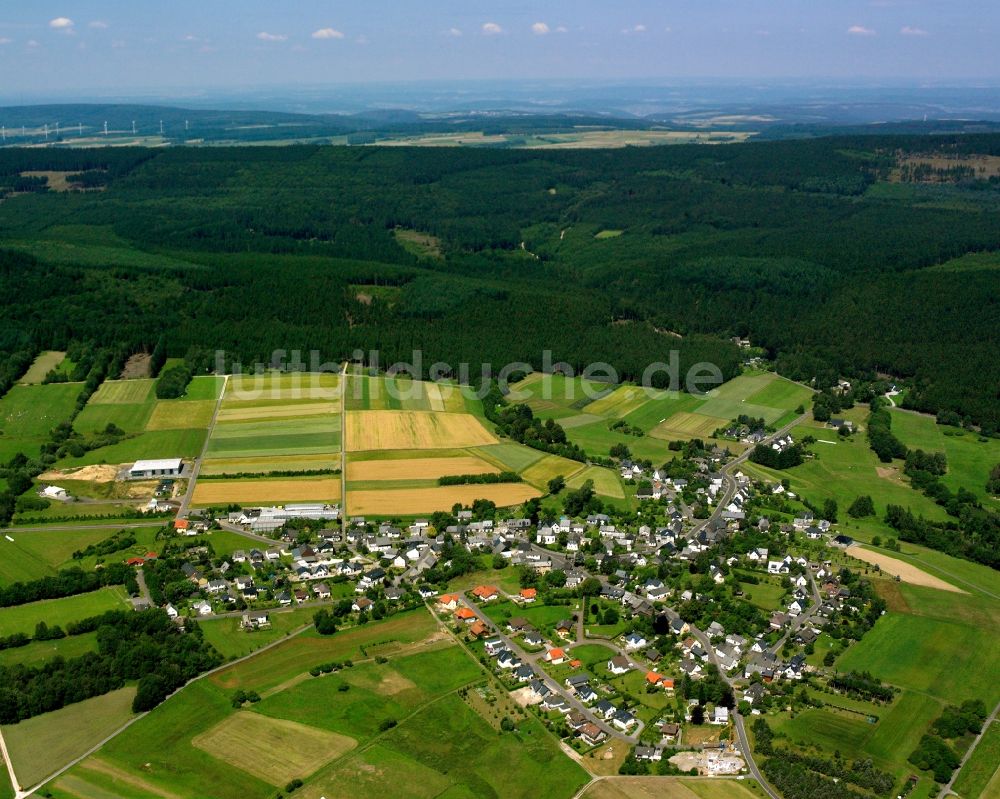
0,1,996,94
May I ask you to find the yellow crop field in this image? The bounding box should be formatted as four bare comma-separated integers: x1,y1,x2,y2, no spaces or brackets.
348,483,540,515
145,400,217,430
192,712,355,786
217,401,335,422
349,456,499,481
649,411,728,440
583,385,651,418
566,465,625,498
192,478,341,505
520,454,586,488
346,410,496,451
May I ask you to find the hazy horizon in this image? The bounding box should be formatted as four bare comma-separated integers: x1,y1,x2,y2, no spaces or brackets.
1,1,998,97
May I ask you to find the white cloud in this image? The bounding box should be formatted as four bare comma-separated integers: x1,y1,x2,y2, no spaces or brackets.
256,31,287,42
900,25,928,36
0,37,11,45
446,27,462,37
531,22,550,35
312,27,344,40
481,22,503,36
356,34,369,45
847,25,876,36
634,24,647,32
26,39,40,48
555,26,568,34
49,17,74,31
88,20,108,29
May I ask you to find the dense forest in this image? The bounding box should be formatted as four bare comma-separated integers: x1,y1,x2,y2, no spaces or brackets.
0,134,998,424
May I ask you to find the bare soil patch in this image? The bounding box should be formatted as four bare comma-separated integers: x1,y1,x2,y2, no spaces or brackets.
120,353,152,379
846,545,966,593
39,464,119,483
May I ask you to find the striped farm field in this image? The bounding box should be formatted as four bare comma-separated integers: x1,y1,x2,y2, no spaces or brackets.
217,401,336,422
88,378,155,405
566,465,625,498
348,483,541,515
582,385,654,418
200,453,337,476
145,400,217,430
192,477,341,505
192,712,356,787
346,410,496,451
649,411,728,440
206,416,341,458
349,456,499,481
225,372,342,403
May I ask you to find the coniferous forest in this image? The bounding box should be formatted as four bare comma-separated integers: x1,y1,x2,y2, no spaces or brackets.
0,134,998,426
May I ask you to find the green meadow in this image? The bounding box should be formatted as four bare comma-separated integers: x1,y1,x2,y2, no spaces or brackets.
953,719,1000,799
2,687,138,789
46,606,586,799
889,410,1000,508
0,383,81,461
0,586,131,638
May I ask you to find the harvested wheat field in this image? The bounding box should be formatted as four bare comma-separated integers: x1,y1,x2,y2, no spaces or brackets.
192,478,341,505
349,483,540,515
349,456,499,481
192,712,355,786
846,546,966,593
346,410,496,451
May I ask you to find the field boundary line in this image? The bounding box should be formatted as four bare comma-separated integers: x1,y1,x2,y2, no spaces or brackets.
178,373,229,518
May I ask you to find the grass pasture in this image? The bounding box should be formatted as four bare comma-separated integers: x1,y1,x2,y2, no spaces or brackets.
0,632,98,669
954,719,1000,799
302,692,588,799
2,687,137,789
0,586,130,638
0,527,128,585
145,400,217,431
836,612,1000,707
890,410,1000,507
88,379,155,405
348,483,539,515
57,428,208,467
346,410,495,451
192,712,356,787
509,372,612,415
73,400,154,434
0,383,81,461
192,477,341,506
19,351,67,384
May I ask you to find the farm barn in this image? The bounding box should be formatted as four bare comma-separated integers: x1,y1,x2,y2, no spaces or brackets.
129,458,184,479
